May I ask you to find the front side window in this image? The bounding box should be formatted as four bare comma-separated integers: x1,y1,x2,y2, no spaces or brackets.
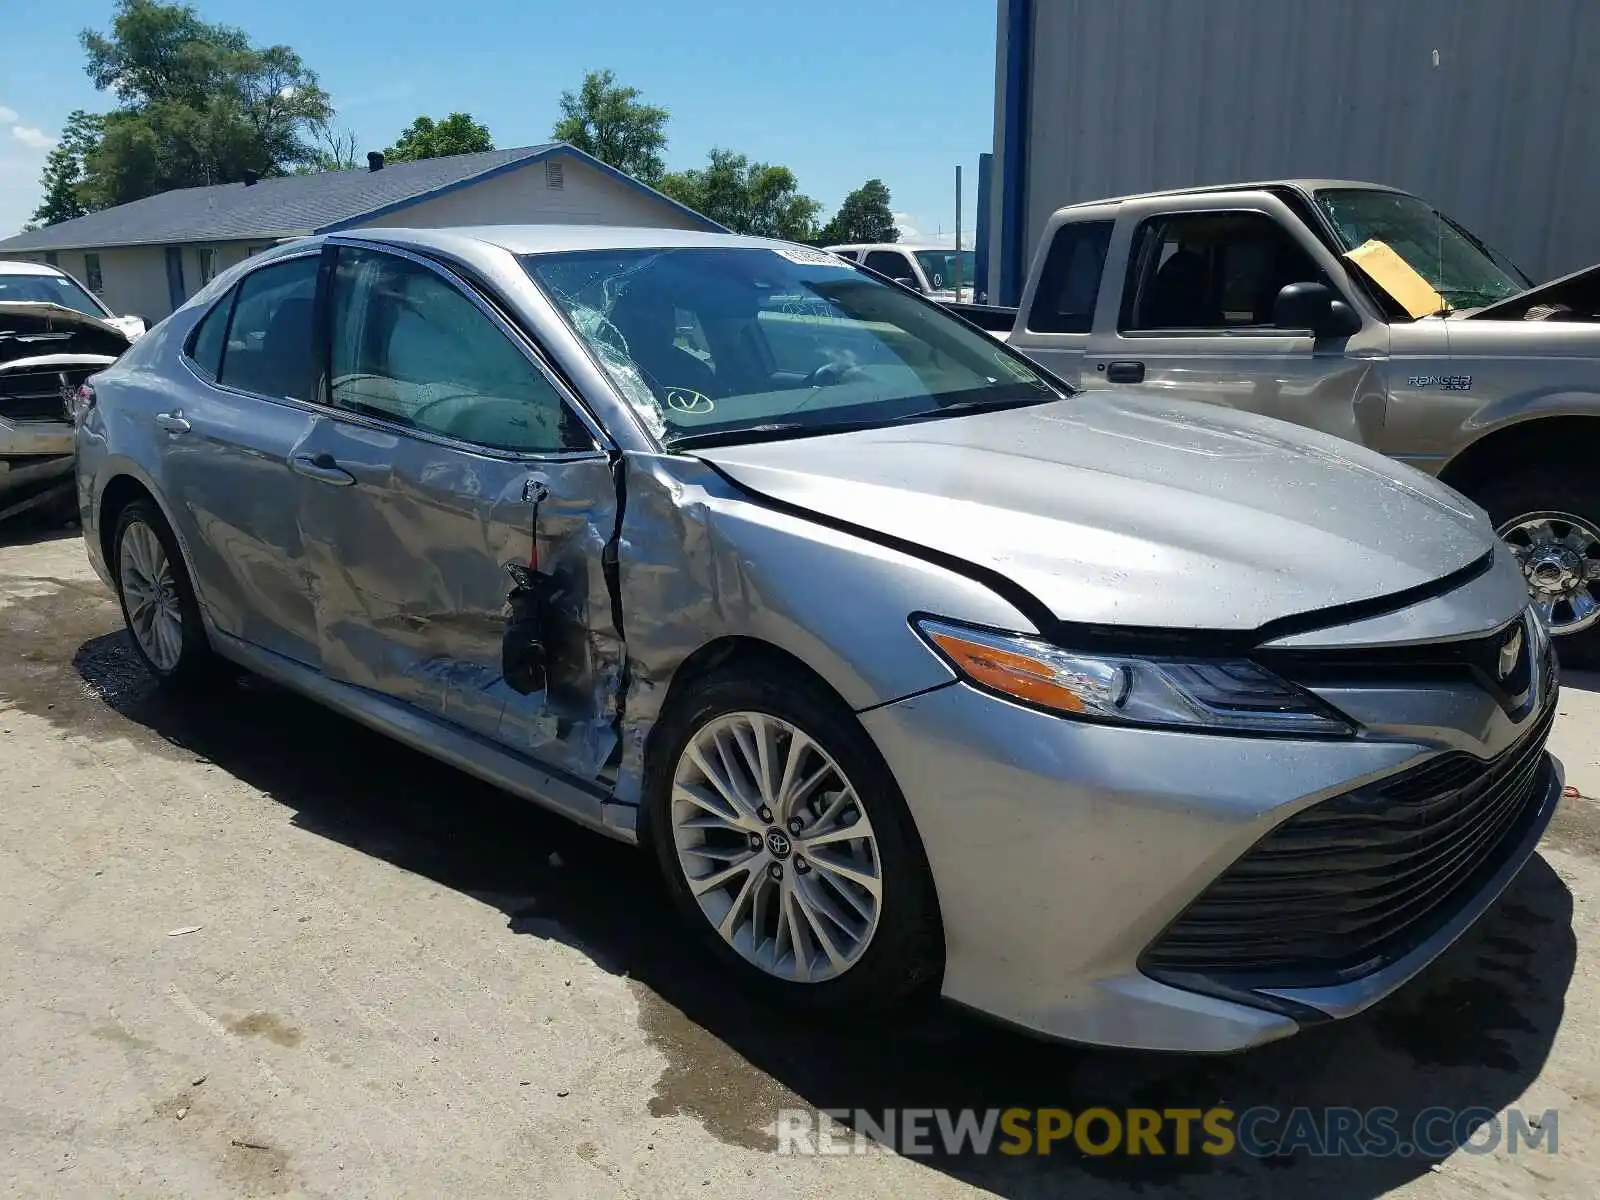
328,246,587,454
913,249,975,292
217,255,319,401
523,245,1061,449
1314,188,1529,314
1122,212,1326,332
1027,220,1113,334
0,270,108,318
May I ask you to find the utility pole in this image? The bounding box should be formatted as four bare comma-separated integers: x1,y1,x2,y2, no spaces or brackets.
954,164,964,299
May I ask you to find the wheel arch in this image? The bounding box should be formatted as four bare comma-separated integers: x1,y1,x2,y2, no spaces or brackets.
95,467,203,609
637,635,860,833
1439,414,1600,498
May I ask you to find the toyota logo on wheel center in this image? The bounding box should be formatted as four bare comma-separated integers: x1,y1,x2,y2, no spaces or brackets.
766,828,792,858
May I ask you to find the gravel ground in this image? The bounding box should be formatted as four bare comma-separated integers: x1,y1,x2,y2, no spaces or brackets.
1,523,1597,1199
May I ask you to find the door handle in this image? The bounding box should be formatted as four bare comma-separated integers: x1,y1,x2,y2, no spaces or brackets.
155,411,191,434
1105,361,1145,384
289,452,356,487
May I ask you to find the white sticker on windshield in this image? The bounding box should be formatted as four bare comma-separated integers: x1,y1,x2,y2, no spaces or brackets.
772,246,850,267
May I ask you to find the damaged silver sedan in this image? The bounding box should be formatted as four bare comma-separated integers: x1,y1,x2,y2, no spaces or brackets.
74,226,1562,1052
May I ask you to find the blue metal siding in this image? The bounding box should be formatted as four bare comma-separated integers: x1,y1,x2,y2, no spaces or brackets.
1003,0,1600,283
997,0,1034,305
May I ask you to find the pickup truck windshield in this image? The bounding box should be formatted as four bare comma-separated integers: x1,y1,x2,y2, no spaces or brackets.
0,272,110,320
1313,188,1530,312
522,245,1058,448
913,250,976,291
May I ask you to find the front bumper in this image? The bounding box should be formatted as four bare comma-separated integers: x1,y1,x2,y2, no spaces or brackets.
860,672,1561,1053
0,418,75,502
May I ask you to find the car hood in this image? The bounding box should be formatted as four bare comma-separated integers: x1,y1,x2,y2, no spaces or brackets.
1466,260,1600,321
692,394,1494,633
1,301,133,367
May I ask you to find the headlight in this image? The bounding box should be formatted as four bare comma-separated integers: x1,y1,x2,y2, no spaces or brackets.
915,617,1352,736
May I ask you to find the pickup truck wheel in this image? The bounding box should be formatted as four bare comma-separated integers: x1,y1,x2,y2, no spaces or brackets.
1476,472,1600,667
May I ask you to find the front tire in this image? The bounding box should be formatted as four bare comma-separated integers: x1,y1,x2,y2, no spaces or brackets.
644,664,943,1013
112,499,215,687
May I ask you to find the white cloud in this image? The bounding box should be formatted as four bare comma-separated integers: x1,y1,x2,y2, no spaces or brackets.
893,211,922,240
12,126,55,150
0,105,18,124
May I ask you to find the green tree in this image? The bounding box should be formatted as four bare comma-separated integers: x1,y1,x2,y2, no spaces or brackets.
75,0,331,207
384,112,494,163
659,149,820,240
30,111,106,227
552,69,668,184
817,179,899,245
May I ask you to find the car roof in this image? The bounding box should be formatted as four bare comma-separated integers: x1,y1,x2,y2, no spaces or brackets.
334,224,804,257
826,243,965,252
0,259,68,276
1057,179,1409,210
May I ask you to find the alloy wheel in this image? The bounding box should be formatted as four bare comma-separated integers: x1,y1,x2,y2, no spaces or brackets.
1499,511,1600,636
119,520,185,672
670,711,883,983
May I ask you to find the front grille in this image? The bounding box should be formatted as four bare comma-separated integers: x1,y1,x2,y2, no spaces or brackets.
0,366,91,423
1143,695,1557,989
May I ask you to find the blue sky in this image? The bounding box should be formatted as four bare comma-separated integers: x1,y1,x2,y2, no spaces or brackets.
0,0,996,242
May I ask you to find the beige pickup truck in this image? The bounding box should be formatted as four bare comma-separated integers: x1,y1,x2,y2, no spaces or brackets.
954,180,1600,662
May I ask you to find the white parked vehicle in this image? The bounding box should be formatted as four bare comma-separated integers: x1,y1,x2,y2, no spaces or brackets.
0,260,148,342
827,243,979,302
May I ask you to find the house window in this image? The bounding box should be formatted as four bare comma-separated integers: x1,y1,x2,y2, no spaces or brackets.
198,247,217,284
545,160,564,190
84,253,103,293
43,251,59,267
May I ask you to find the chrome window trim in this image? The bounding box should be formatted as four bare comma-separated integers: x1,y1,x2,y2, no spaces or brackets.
325,235,613,455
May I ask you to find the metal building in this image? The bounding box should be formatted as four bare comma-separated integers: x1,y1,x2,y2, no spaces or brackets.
983,0,1600,304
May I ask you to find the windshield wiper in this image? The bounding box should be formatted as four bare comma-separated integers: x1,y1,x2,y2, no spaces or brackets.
669,418,896,451
921,393,1061,417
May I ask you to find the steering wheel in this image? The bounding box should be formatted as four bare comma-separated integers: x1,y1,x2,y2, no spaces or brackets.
806,361,867,387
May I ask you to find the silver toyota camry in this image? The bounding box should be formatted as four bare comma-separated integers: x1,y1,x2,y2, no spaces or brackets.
72,225,1562,1052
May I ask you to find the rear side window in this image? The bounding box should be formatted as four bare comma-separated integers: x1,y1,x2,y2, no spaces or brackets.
1026,220,1113,334
186,293,233,379
217,256,320,401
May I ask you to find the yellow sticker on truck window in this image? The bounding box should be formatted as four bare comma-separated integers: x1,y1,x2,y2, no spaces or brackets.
1343,239,1448,320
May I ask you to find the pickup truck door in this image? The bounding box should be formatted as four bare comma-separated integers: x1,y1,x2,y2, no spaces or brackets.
1074,192,1392,448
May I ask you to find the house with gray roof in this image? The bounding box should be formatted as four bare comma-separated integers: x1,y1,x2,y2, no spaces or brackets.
0,142,722,322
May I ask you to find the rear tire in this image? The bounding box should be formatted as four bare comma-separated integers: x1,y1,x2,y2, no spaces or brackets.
112,499,216,688
1472,467,1600,669
644,663,943,1014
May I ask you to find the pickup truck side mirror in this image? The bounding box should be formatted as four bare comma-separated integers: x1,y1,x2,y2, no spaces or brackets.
892,276,922,291
1273,282,1361,338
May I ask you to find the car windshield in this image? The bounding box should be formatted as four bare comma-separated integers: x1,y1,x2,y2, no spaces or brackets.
1313,188,1530,313
913,250,976,292
521,245,1059,448
0,271,109,319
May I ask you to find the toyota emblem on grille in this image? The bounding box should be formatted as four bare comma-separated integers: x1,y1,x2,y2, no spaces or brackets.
1497,626,1524,682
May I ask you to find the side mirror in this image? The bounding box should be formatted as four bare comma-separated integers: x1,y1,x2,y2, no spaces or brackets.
1273,282,1361,338
892,276,921,291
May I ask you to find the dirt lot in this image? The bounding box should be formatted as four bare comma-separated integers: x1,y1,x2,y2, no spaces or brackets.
2,523,1599,1199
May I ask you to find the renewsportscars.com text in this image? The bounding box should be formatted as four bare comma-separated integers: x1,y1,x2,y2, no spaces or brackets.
775,1106,1558,1158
